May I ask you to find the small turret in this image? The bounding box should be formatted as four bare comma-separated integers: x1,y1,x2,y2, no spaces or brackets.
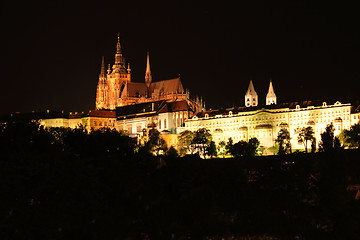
266,79,277,105
245,80,258,107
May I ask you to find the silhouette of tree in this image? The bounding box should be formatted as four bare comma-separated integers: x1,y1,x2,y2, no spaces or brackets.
342,123,360,149
230,140,247,157
217,141,227,158
297,126,315,153
227,138,259,157
206,141,217,158
225,137,234,156
177,130,195,156
192,128,212,157
275,128,291,154
147,128,167,155
319,123,341,152
248,137,260,155
166,145,179,158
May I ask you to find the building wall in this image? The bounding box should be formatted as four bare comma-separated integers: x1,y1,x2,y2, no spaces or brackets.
40,118,69,128
116,116,148,138
183,102,355,150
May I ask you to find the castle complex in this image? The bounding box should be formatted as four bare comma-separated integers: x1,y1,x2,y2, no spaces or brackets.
181,79,359,149
12,34,359,152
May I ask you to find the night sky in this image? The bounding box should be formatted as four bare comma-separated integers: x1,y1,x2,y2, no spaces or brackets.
3,2,360,115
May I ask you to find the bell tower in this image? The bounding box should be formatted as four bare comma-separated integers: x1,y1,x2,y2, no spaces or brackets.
245,80,258,107
266,79,277,105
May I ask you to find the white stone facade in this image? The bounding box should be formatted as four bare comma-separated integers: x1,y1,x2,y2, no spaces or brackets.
182,101,358,150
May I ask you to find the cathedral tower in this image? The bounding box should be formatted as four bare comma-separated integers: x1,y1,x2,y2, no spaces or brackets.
96,34,131,110
96,56,107,109
266,79,277,105
245,80,258,107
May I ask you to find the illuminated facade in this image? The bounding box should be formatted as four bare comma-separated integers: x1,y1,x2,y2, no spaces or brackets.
181,81,360,150
115,100,199,147
39,110,116,132
96,35,202,111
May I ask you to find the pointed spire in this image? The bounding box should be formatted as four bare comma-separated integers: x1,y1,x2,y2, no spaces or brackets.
100,56,105,76
114,33,123,66
145,51,152,88
266,79,277,105
146,51,151,74
246,80,256,95
245,80,258,107
116,33,121,54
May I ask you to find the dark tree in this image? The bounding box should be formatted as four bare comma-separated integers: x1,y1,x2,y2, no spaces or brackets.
166,145,179,158
319,123,340,152
228,138,259,158
192,128,212,157
342,123,360,149
177,130,195,156
206,141,217,158
275,128,291,154
297,126,315,153
147,128,168,155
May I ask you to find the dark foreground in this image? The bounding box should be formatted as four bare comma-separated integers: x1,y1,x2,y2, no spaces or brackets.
1,145,360,239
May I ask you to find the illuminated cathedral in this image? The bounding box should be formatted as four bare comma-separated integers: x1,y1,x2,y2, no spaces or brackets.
96,34,204,111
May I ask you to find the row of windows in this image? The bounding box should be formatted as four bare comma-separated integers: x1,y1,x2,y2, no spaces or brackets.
93,121,115,127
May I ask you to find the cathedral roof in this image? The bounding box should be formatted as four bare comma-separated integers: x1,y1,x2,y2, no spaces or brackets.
158,100,190,113
126,82,148,98
150,77,184,94
123,77,184,99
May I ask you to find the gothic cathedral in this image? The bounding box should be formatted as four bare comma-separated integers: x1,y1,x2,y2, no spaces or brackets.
95,34,204,111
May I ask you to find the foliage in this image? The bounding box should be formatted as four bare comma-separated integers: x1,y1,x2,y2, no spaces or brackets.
166,145,179,158
147,128,168,155
341,123,360,149
225,137,234,155
296,126,315,153
319,123,341,152
227,137,260,158
275,128,291,154
177,130,195,156
191,128,212,157
206,141,217,158
217,141,227,158
1,120,360,239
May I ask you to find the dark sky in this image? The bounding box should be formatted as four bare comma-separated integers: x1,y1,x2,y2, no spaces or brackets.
3,1,360,115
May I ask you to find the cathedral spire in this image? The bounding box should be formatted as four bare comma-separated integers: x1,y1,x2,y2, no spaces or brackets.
100,56,105,76
115,33,122,65
266,79,277,105
145,51,152,88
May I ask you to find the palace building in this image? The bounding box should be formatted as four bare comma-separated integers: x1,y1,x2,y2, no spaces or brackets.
180,80,360,150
